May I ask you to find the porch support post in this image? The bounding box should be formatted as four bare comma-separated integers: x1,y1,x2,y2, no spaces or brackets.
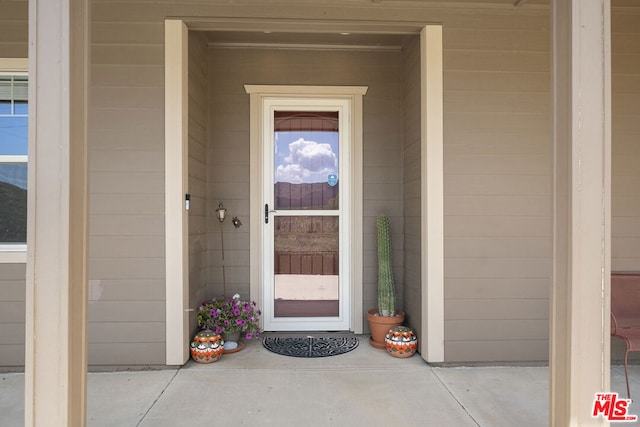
420,25,444,363
25,0,90,425
165,19,190,365
550,1,611,425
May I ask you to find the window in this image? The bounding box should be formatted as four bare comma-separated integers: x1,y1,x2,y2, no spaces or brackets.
0,59,28,261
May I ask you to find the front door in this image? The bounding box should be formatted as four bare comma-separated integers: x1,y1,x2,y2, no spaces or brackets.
262,97,351,331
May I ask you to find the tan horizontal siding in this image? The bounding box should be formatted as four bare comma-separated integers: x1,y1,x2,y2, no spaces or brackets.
445,340,549,363
0,345,24,366
88,322,165,343
88,280,165,301
446,319,548,341
612,7,640,278
611,1,640,288
402,35,422,341
441,8,552,362
89,301,165,322
88,343,165,365
90,258,165,280
446,299,549,320
189,31,209,318
90,215,164,237
611,2,640,292
446,278,549,300
90,237,165,258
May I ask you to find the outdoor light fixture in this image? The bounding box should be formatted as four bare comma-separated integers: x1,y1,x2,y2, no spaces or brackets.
216,202,226,222
216,201,227,295
232,216,242,229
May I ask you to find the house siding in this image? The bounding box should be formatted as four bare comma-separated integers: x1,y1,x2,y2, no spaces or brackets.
0,264,25,366
88,3,167,365
188,31,209,331
439,10,552,362
1,1,639,367
402,35,423,341
612,9,640,272
611,7,640,361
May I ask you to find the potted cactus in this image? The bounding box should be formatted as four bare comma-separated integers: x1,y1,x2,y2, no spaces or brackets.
367,215,405,349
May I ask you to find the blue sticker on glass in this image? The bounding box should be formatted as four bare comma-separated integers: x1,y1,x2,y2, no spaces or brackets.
328,174,338,187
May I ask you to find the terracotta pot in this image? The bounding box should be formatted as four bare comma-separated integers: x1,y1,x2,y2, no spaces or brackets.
367,308,405,349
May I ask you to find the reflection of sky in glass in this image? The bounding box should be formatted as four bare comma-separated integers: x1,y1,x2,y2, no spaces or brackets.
0,163,27,189
274,131,339,184
0,116,28,155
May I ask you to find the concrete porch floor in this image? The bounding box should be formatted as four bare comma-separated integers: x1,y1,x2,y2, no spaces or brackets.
1,335,639,426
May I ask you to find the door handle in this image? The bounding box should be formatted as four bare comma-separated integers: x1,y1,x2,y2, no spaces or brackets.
265,203,277,224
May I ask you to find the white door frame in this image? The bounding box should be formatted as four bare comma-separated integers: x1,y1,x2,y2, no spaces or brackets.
260,96,354,331
246,85,367,333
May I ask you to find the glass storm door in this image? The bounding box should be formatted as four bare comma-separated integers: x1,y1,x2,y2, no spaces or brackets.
263,98,351,331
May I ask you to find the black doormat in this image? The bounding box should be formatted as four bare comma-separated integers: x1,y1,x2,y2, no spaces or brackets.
262,336,359,358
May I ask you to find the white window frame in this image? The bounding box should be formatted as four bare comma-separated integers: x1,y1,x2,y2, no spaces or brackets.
0,58,29,263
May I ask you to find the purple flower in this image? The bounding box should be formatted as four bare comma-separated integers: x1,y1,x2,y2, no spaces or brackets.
224,320,230,327
236,319,245,326
234,308,241,316
245,333,253,340
215,327,223,334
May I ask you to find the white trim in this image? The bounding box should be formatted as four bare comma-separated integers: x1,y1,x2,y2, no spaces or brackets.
0,58,28,73
421,25,445,363
208,42,401,52
164,19,190,365
0,246,27,263
246,85,366,333
0,155,28,162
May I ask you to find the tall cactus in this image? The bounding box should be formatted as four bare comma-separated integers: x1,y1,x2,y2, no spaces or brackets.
377,215,396,316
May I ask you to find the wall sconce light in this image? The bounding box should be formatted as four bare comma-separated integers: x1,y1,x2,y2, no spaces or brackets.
232,216,242,229
216,201,227,295
216,202,226,223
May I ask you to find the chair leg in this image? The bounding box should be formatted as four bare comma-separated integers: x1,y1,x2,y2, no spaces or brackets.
625,348,632,400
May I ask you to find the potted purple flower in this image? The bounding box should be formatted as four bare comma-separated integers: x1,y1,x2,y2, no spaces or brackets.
197,293,262,344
